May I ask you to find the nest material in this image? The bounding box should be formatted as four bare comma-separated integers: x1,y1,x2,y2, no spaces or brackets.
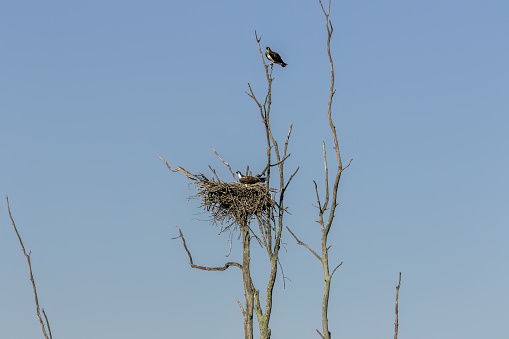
191,174,276,230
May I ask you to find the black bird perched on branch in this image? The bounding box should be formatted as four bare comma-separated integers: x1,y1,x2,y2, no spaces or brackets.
236,171,266,185
265,47,287,67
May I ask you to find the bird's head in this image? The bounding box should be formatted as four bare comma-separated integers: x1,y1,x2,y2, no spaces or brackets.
236,171,243,178
266,46,271,52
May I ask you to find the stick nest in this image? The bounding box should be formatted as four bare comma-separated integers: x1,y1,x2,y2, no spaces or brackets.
191,174,276,230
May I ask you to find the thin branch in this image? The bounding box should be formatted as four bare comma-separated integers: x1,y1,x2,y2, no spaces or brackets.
394,272,402,339
341,158,354,172
211,147,236,181
254,30,266,71
226,229,234,257
157,156,196,179
316,329,326,339
277,258,292,289
208,165,221,182
313,181,323,223
322,142,330,212
255,215,270,253
283,166,300,193
260,154,291,177
42,309,52,339
236,298,246,315
330,261,343,278
173,227,242,271
6,196,50,339
246,83,265,122
255,30,262,43
286,226,321,261
283,123,293,158
248,225,264,248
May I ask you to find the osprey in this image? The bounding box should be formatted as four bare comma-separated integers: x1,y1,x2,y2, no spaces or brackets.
236,171,266,185
265,47,287,67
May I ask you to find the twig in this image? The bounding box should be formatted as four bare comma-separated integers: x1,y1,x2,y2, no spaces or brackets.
173,227,242,271
208,165,221,182
286,226,321,261
394,272,402,339
211,147,237,181
341,158,354,172
6,196,50,339
255,30,262,43
322,142,329,213
283,166,300,193
313,181,323,219
277,258,292,289
283,123,293,159
226,230,234,257
246,83,264,122
330,261,343,278
254,30,269,76
42,309,52,339
316,329,326,339
248,225,264,248
255,215,270,251
236,298,246,315
157,156,196,179
259,154,291,178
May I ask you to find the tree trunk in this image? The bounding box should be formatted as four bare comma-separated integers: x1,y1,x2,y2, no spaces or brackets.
241,222,254,339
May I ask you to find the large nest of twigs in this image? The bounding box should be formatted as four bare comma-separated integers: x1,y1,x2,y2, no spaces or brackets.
191,174,277,230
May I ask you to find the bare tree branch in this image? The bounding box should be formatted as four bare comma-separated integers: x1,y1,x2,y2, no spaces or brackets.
283,123,293,159
322,142,330,214
259,154,291,178
173,227,242,271
316,329,326,339
157,156,196,179
246,30,298,339
330,261,343,278
394,272,402,339
211,147,237,181
286,226,321,261
237,298,246,315
225,229,235,257
254,30,267,70
208,165,221,182
255,30,262,43
277,257,291,289
313,180,323,215
246,83,263,109
341,158,354,172
6,196,50,339
283,166,300,193
42,309,52,339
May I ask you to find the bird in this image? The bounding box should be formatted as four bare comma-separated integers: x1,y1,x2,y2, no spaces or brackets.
236,171,266,185
265,47,287,67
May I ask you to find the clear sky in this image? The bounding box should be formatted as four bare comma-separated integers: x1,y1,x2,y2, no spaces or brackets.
1,0,508,338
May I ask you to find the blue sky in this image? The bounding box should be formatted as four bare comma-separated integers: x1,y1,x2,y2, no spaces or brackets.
1,0,508,338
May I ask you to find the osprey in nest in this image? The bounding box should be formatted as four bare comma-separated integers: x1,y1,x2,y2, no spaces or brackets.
265,47,287,67
236,171,266,185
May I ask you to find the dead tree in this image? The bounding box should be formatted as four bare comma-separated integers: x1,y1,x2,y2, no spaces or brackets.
158,161,261,339
6,196,53,339
287,1,352,338
159,29,297,339
246,31,298,339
